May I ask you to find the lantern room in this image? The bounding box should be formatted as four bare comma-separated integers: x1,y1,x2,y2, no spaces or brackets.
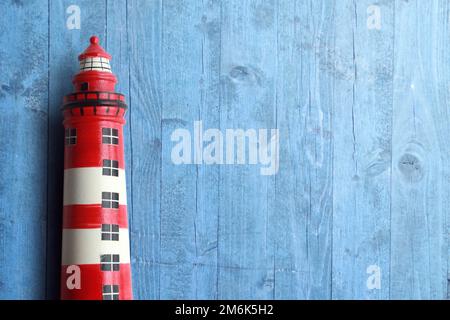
72,36,117,92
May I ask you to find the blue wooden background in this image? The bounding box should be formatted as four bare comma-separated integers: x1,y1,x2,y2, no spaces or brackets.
0,0,449,300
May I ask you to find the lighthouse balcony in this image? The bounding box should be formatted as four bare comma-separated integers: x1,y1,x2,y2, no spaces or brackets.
62,91,127,119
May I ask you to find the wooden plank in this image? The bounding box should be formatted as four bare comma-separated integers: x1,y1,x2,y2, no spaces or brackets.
193,1,221,299
127,0,162,299
390,0,448,299
217,0,277,299
271,0,334,299
0,0,49,299
440,0,450,300
105,0,133,297
160,0,221,299
332,0,394,299
47,0,107,299
270,0,308,298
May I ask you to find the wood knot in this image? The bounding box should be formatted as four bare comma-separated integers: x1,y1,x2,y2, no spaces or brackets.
228,65,263,86
229,66,251,81
398,153,423,182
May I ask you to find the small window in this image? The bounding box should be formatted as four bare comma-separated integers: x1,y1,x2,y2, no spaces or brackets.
80,82,89,91
102,192,119,209
100,254,120,271
65,128,77,145
102,159,119,177
102,285,119,300
102,128,119,145
101,224,119,241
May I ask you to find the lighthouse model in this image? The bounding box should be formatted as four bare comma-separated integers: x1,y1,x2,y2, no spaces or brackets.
60,36,132,300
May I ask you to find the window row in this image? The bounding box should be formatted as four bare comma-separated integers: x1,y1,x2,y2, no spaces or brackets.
65,128,77,145
102,128,119,145
102,192,119,209
103,159,119,176
103,285,119,300
101,224,119,241
80,65,112,73
64,127,119,146
100,254,120,271
80,57,112,73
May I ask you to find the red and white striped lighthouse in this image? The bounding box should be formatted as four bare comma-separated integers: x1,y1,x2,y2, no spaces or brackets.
60,36,132,300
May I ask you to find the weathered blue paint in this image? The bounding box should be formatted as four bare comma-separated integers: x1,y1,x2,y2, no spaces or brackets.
127,0,162,300
0,0,448,300
332,0,393,300
389,0,448,299
0,0,48,300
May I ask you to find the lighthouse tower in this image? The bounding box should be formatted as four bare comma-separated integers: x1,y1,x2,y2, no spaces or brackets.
60,36,132,300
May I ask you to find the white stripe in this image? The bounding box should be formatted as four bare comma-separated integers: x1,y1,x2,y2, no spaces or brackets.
61,228,131,265
63,167,127,206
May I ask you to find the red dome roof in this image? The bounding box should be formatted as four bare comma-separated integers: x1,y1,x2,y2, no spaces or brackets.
78,36,111,61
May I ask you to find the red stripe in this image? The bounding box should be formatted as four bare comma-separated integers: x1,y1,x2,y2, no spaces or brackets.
64,120,125,169
61,264,132,300
63,204,129,229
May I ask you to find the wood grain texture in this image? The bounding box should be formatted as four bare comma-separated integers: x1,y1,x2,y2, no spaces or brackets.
127,0,162,299
160,0,220,299
217,0,277,299
332,0,393,299
0,0,449,299
268,0,334,299
0,0,48,299
390,0,448,299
